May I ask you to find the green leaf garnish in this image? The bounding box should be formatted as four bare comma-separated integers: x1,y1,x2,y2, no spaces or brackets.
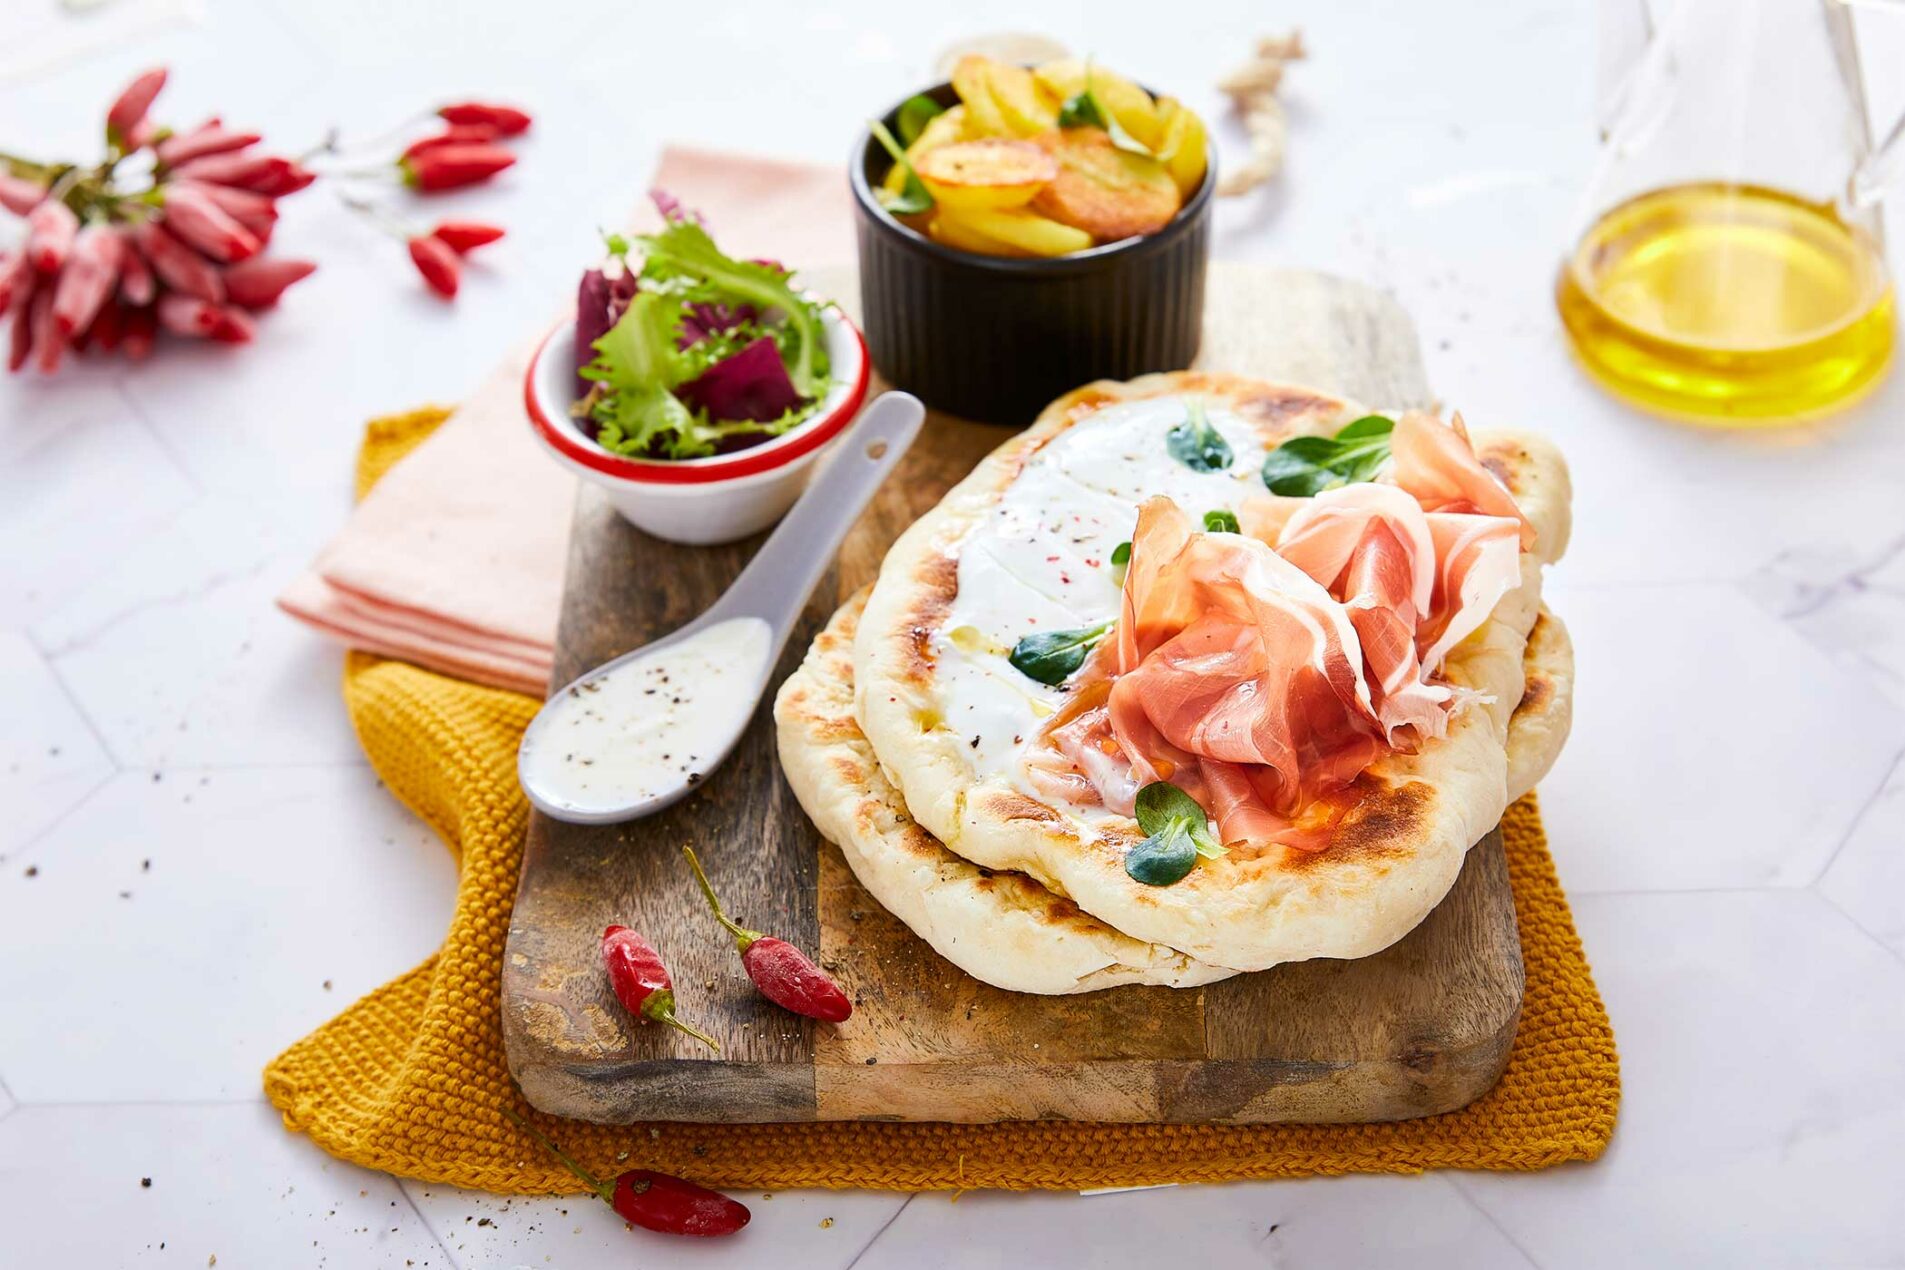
1008,619,1113,686
1123,825,1195,885
1056,88,1106,131
869,118,933,216
896,94,946,147
1202,509,1240,534
1134,781,1225,858
1125,780,1225,886
1166,399,1233,473
1109,541,1131,566
1260,414,1397,496
1056,62,1152,156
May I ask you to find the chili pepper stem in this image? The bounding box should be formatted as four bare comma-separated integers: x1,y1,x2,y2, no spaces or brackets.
681,846,762,951
0,151,58,180
498,1105,615,1206
653,1008,722,1053
293,126,344,165
334,189,418,241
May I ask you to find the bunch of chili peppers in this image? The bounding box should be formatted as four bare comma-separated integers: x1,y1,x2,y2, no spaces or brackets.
1,68,527,371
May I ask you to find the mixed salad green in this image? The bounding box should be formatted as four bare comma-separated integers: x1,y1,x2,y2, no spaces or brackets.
571,195,834,460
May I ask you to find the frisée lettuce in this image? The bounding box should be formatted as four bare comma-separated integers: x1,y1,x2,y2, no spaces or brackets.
572,195,834,460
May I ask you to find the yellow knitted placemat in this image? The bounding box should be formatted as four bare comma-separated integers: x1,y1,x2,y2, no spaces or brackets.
264,408,1620,1194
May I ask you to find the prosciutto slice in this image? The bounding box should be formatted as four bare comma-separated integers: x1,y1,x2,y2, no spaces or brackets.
1390,410,1535,548
1271,484,1448,742
1268,483,1521,740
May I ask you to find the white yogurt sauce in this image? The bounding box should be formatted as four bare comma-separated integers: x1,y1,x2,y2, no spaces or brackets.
933,396,1280,797
520,617,772,815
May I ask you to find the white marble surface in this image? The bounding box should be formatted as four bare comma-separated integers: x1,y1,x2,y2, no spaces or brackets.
4,1,1905,1266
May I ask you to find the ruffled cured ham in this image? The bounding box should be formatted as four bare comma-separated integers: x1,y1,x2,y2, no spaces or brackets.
1271,484,1449,742
1391,410,1535,547
1270,483,1521,740
1024,409,1530,853
1028,499,1386,848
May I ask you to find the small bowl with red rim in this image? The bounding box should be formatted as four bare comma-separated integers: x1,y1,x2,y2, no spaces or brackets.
524,302,871,544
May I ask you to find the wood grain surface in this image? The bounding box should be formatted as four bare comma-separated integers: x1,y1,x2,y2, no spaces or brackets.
502,264,1525,1125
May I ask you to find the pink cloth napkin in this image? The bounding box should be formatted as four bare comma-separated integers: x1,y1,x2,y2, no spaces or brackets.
278,146,855,694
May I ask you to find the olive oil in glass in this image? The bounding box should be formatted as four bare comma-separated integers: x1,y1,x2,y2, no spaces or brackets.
1556,181,1895,425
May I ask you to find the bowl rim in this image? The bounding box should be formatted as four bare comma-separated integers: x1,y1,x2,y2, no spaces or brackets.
523,301,871,487
849,77,1217,275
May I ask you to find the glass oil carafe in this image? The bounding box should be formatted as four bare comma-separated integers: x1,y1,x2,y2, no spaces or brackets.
1557,0,1904,425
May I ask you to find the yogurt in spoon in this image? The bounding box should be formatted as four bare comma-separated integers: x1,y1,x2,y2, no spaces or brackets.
516,391,926,826
518,617,772,817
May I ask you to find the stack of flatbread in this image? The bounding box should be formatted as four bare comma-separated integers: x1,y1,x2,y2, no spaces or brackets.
775,373,1572,994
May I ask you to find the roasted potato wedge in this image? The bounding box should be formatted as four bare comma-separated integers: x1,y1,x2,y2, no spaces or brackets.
935,206,1094,257
1154,97,1211,197
984,59,1059,136
882,104,972,196
951,54,1011,137
1032,59,1165,151
916,139,1056,211
928,212,1020,256
1031,128,1181,241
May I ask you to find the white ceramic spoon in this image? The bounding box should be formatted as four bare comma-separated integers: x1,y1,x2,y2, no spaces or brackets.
517,392,924,825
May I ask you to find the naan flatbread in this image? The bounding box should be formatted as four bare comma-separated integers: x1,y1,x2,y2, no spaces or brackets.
849,373,1570,972
777,587,1573,993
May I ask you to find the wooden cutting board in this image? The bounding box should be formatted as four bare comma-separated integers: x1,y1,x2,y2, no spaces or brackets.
502,263,1525,1125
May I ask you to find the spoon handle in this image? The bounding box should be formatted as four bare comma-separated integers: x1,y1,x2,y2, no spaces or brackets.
705,391,925,650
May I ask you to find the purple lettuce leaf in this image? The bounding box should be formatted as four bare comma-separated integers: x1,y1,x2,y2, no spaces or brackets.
573,268,612,396
678,302,757,348
573,267,642,400
674,336,804,423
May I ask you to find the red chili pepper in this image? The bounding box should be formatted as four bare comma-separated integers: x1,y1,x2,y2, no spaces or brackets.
130,221,224,303
175,181,278,243
400,124,501,161
85,299,125,353
438,101,531,136
158,184,262,263
0,173,45,217
209,304,255,344
156,292,223,337
27,286,62,372
155,119,262,170
115,229,155,305
7,276,36,372
398,144,515,192
681,848,852,1023
222,257,316,309
172,152,315,197
52,225,122,337
601,925,720,1050
0,251,27,316
499,1106,748,1237
406,234,462,300
430,220,505,253
106,67,168,150
121,304,156,360
25,200,78,273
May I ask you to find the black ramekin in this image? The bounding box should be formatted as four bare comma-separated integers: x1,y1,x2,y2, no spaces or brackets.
850,81,1213,426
